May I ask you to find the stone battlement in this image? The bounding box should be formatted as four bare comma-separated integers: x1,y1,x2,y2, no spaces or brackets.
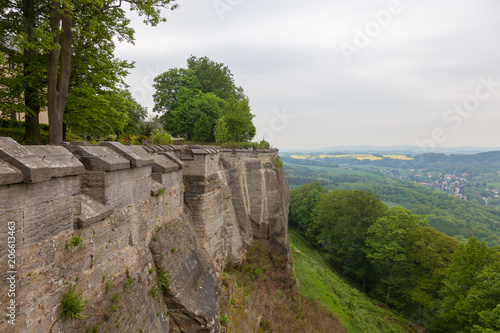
0,137,288,333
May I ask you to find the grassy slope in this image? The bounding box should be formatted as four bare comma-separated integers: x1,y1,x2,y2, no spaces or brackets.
289,229,417,333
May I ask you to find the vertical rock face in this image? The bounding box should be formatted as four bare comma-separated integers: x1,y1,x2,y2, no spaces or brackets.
0,140,290,333
180,148,291,267
218,154,291,264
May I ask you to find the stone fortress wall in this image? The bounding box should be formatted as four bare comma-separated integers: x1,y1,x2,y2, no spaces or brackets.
0,137,289,333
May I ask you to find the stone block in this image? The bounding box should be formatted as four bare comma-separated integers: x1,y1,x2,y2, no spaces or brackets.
26,145,84,178
24,197,74,246
0,183,26,210
67,145,130,171
100,141,154,168
76,195,113,229
0,160,22,185
0,137,51,183
151,155,179,174
159,152,185,169
26,176,80,207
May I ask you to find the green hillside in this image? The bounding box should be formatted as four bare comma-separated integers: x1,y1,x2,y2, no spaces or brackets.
289,229,417,333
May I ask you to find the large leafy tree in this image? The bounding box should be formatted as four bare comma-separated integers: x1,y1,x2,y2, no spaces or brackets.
406,227,460,325
312,189,387,292
1,0,179,144
365,207,427,307
433,237,492,332
153,56,255,142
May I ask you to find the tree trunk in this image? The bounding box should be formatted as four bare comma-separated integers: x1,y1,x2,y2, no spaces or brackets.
48,0,61,144
22,0,41,144
386,268,394,306
48,1,72,144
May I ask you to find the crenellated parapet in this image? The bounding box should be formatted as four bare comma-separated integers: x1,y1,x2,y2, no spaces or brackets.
0,137,289,333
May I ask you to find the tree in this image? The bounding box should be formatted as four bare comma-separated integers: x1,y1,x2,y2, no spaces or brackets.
2,0,178,144
186,55,239,100
365,207,427,307
153,68,200,113
406,227,460,325
312,189,387,291
46,0,178,143
289,181,327,237
153,55,256,142
193,112,211,142
433,237,490,332
160,89,226,140
224,97,255,142
214,116,230,143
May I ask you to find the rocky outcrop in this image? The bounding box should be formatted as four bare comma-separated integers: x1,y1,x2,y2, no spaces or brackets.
0,138,290,333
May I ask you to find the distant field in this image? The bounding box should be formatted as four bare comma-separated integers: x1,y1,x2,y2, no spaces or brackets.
289,229,416,333
284,161,382,178
288,154,413,161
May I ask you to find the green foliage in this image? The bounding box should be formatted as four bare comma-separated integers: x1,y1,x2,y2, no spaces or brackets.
110,293,120,303
124,276,134,289
150,286,160,299
151,129,172,145
313,189,387,290
258,139,270,149
290,230,416,333
289,181,327,235
66,237,84,250
220,313,229,325
214,116,230,143
219,142,258,149
58,286,86,324
153,56,255,142
193,112,212,142
273,158,283,169
157,268,170,291
365,207,427,308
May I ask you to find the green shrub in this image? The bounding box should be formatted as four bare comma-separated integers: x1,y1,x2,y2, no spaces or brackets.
58,285,86,323
258,139,270,149
152,130,172,145
220,142,258,149
66,237,84,250
157,268,170,291
220,314,229,325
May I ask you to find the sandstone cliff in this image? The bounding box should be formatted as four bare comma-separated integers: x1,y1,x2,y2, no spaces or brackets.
0,138,290,333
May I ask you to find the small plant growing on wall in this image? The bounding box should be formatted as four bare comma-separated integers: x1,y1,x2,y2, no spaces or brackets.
274,157,283,169
157,268,170,291
66,237,84,250
58,285,86,324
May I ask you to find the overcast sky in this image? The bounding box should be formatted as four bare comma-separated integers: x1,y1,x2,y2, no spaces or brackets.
115,0,500,150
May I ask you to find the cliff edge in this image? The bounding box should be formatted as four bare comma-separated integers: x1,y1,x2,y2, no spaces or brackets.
0,138,290,333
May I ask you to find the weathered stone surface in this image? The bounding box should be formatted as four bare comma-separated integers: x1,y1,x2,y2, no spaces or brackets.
67,145,130,171
76,194,113,228
152,154,180,174
159,151,185,169
100,141,154,168
0,137,51,183
26,145,84,178
0,137,290,333
150,215,220,333
0,160,22,185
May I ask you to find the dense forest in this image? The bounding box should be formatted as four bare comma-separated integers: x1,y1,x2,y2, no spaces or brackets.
289,182,500,332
